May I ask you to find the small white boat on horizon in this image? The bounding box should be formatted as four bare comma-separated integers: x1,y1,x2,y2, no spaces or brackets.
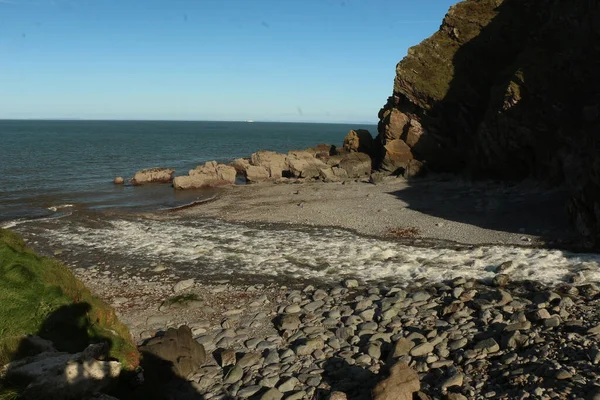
246,120,254,123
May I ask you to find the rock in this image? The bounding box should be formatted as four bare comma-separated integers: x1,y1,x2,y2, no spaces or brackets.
132,168,175,185
238,385,262,398
219,348,236,367
295,338,324,356
319,167,341,183
173,278,195,292
261,388,284,400
555,369,572,380
278,314,301,331
245,165,271,182
329,391,348,400
139,325,206,379
278,377,299,392
230,158,251,175
473,338,500,354
344,279,359,288
391,338,416,358
113,176,124,184
381,139,413,173
493,274,510,287
173,161,236,189
403,159,425,178
410,342,434,357
343,129,374,153
440,373,464,390
287,151,328,179
251,150,289,178
338,152,372,178
372,362,420,400
237,352,261,369
223,364,243,384
1,343,121,400
374,0,600,244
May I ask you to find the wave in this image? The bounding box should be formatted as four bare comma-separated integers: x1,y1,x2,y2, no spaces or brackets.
30,217,600,285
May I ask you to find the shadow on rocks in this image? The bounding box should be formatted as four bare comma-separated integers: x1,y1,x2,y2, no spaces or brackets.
320,357,377,400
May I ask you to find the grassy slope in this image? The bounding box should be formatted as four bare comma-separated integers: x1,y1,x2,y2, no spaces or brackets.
0,228,139,369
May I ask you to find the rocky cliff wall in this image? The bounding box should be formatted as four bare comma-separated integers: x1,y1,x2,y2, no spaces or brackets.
376,0,600,245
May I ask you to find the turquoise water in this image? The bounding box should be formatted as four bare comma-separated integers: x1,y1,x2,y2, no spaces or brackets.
0,120,376,221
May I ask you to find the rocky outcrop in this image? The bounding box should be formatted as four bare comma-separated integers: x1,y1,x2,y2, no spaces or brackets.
287,150,329,179
1,342,121,400
173,161,236,189
376,0,600,245
132,168,175,185
251,151,289,179
343,129,373,154
139,325,206,380
232,142,372,183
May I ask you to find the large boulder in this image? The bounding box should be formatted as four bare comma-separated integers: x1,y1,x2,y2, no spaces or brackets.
139,325,206,380
131,168,175,185
287,150,329,179
250,151,289,178
381,139,414,173
1,343,121,400
173,161,236,189
306,144,336,159
338,153,372,178
230,158,251,175
343,129,374,154
371,363,420,400
246,165,271,182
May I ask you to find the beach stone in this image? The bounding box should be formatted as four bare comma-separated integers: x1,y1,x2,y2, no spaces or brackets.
344,279,359,288
285,391,307,400
304,300,325,312
295,338,325,356
474,338,500,354
139,326,206,379
410,342,434,357
411,291,431,302
238,385,262,398
261,388,284,400
278,377,299,393
392,338,415,358
223,365,243,384
328,391,348,400
440,373,464,390
260,376,282,389
219,349,236,367
372,362,420,400
237,352,261,369
173,278,195,293
285,304,302,314
113,176,124,184
278,315,301,331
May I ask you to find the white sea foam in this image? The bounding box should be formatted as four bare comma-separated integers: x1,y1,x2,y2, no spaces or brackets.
42,218,600,284
47,204,74,212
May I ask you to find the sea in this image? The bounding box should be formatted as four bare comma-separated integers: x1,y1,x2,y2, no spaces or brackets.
2,119,600,286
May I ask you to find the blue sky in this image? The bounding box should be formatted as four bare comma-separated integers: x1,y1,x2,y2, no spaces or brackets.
0,0,456,123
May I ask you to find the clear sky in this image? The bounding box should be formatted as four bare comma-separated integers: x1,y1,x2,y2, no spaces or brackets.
0,0,456,123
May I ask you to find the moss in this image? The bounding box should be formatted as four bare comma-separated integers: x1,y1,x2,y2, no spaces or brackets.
0,229,139,370
163,293,199,306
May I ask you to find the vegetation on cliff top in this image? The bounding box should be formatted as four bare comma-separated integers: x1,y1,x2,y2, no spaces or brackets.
0,228,139,369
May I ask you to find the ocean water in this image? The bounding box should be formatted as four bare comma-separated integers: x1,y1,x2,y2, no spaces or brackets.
0,120,376,221
4,119,600,287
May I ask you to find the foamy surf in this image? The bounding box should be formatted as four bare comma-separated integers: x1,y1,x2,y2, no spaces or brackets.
24,216,600,285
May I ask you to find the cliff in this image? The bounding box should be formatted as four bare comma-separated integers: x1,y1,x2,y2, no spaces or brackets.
376,0,600,245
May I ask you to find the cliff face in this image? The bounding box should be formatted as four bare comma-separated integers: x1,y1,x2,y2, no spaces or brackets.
377,0,600,244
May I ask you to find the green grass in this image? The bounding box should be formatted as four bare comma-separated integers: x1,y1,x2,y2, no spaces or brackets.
0,229,139,370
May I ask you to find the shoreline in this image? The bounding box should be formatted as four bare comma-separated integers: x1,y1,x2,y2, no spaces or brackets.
173,174,576,248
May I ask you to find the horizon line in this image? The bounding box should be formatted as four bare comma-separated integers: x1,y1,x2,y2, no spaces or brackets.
0,117,378,125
